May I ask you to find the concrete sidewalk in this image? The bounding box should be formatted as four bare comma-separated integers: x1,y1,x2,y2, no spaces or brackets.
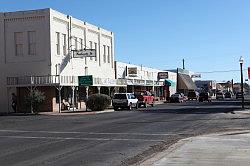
141,130,250,166
140,125,250,166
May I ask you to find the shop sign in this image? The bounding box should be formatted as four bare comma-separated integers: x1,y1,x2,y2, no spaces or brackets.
191,74,201,78
78,75,93,86
248,67,250,79
158,72,168,79
128,67,138,77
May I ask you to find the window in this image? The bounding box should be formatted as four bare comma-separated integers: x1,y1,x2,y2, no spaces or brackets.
56,32,60,55
89,41,93,60
28,31,36,55
107,46,110,63
103,45,106,63
74,37,78,50
94,42,97,61
62,34,67,55
79,38,83,50
14,32,23,56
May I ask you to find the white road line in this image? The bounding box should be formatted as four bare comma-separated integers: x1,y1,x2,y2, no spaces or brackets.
0,135,164,142
0,129,183,136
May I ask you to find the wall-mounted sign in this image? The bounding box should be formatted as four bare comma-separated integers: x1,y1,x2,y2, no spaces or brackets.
78,75,93,86
158,72,168,79
191,74,201,78
128,67,137,77
73,49,96,58
248,67,250,79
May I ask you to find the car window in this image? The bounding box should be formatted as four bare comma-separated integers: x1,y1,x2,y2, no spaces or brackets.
114,94,127,99
130,94,136,99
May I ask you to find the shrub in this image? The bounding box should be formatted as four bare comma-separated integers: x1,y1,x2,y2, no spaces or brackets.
25,89,45,113
86,94,111,111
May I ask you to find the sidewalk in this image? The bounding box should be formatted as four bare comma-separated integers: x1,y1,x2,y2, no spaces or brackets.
140,109,250,166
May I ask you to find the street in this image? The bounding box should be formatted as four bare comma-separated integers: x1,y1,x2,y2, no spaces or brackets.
0,99,250,166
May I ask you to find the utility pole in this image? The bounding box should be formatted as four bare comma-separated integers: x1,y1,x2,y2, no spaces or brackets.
239,57,244,109
182,59,185,70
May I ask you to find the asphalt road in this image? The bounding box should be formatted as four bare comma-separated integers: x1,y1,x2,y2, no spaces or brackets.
0,99,250,166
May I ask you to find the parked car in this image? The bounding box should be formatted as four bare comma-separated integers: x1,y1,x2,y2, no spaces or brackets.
216,92,224,100
187,91,198,100
224,92,232,98
112,93,138,111
135,91,155,108
198,92,211,102
236,92,244,99
170,93,184,103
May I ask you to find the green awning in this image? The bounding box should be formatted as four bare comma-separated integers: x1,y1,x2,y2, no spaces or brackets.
164,79,176,86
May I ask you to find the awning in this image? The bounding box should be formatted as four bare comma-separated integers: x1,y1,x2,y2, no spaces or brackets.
178,74,196,90
164,79,176,86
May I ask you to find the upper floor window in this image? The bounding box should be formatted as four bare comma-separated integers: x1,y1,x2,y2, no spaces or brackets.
94,42,97,61
56,32,60,55
62,34,67,55
107,46,110,63
14,32,23,56
79,38,83,50
28,31,36,55
89,41,93,60
74,37,78,50
103,45,106,63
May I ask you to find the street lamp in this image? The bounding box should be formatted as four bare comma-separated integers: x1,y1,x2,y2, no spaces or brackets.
239,56,244,109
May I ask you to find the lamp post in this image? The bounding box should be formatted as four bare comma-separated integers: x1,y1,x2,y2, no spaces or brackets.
239,56,244,109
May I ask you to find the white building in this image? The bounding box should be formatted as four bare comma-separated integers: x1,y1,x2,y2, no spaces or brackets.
115,61,177,99
0,8,123,113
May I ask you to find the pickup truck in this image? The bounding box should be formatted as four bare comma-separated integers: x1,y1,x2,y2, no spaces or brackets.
135,91,155,108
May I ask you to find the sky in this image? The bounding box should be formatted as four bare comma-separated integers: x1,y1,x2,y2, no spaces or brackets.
1,0,250,83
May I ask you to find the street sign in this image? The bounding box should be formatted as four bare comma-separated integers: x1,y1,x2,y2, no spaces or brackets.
73,49,96,58
78,75,93,86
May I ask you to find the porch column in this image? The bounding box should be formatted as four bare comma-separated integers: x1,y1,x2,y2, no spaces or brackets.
97,86,101,94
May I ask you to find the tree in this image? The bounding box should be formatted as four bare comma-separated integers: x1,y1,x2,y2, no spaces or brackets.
25,89,45,113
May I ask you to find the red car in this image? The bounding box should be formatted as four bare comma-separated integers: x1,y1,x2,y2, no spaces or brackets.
135,91,155,108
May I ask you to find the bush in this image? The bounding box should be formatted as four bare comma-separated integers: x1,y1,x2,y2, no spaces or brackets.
25,89,45,113
86,94,111,111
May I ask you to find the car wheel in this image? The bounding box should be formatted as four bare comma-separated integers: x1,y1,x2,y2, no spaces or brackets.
114,107,119,111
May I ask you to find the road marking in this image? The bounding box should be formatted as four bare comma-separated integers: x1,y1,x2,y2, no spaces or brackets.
0,129,184,136
0,135,165,142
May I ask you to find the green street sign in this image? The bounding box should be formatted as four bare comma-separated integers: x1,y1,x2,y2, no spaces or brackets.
78,75,93,86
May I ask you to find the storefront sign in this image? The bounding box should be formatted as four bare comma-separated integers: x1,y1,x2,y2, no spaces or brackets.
78,75,93,86
158,72,168,79
248,67,250,79
128,67,137,77
191,74,201,78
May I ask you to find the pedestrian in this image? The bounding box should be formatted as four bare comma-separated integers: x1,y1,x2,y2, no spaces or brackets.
11,93,17,113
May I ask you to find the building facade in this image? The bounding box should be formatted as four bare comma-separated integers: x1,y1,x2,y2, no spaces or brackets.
115,61,177,100
0,8,121,113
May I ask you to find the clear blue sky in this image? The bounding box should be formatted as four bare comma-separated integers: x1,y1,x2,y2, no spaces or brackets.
1,0,250,82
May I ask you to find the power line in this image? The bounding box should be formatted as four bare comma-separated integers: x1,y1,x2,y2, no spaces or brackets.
197,69,248,74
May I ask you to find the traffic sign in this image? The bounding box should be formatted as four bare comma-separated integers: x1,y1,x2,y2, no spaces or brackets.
78,75,93,86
